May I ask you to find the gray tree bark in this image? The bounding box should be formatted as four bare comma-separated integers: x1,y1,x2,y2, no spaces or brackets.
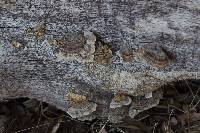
0,0,199,122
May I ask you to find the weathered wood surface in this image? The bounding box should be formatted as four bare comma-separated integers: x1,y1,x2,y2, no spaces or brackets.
0,0,199,121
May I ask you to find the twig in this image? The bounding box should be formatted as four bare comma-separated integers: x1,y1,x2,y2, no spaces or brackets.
184,79,194,97
152,122,158,133
190,87,200,107
33,102,43,133
51,119,63,133
14,123,51,133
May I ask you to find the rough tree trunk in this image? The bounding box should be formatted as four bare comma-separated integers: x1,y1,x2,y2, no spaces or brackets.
0,0,199,122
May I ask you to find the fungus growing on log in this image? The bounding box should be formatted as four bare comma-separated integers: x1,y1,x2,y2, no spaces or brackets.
52,31,96,62
66,93,97,118
121,49,134,63
108,107,128,123
59,33,86,55
110,92,132,109
139,44,176,68
129,90,162,118
0,0,199,125
94,41,113,64
34,25,46,38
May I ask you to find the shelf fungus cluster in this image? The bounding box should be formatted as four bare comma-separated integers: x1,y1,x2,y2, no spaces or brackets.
107,90,162,122
129,90,162,118
51,31,96,62
139,43,176,68
50,31,114,64
66,92,97,118
108,92,132,123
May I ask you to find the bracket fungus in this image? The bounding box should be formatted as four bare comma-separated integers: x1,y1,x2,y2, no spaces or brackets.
110,93,132,109
128,107,143,119
121,49,134,63
52,31,96,62
139,44,176,68
129,90,162,118
34,25,46,38
108,107,128,123
94,41,113,65
66,93,97,118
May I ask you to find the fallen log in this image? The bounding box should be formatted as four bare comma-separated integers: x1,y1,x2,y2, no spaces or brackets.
0,0,199,122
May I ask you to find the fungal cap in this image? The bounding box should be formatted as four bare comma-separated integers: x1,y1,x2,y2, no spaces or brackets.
34,25,46,38
129,97,160,118
67,93,87,106
145,92,153,98
66,93,97,118
110,93,132,109
77,112,97,121
128,107,142,118
139,44,175,68
121,49,134,62
94,43,113,64
53,32,96,62
67,102,97,118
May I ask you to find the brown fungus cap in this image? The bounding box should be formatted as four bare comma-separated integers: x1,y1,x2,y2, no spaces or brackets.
66,93,97,118
110,93,132,109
